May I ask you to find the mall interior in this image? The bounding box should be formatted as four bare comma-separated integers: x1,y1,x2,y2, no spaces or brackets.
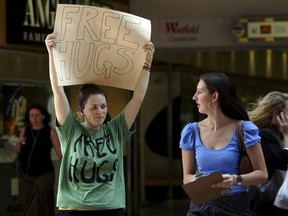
1,0,288,215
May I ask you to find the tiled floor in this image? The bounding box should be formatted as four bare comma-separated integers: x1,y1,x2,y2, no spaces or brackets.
139,199,190,216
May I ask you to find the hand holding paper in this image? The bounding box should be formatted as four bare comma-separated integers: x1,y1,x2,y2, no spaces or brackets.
182,172,230,205
143,42,155,72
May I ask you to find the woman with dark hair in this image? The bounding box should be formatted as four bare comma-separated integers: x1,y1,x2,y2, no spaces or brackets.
179,72,267,215
14,103,62,216
248,91,288,216
45,33,155,216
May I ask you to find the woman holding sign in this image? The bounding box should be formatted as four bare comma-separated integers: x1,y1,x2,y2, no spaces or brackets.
45,33,154,216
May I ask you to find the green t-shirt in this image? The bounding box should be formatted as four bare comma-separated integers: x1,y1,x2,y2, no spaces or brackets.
56,111,135,210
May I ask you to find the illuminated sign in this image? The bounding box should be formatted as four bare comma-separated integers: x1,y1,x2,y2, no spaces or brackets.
233,17,288,42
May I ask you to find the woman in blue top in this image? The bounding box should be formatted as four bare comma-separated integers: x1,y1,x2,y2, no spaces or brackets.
180,72,268,216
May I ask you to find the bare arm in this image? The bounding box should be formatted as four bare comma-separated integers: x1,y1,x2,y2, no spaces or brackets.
14,128,25,154
241,143,268,185
45,34,70,126
182,149,197,184
50,127,62,159
123,42,155,129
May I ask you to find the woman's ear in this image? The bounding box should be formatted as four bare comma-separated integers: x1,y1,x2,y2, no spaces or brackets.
212,91,218,102
78,106,83,114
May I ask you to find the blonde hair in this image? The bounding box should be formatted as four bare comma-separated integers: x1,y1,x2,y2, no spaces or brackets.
248,91,288,128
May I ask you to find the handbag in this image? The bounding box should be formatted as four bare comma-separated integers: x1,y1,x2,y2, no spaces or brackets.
274,169,288,210
236,120,253,174
249,169,284,202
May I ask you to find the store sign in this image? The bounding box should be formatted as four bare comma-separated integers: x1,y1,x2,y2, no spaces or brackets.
233,17,288,42
153,18,236,48
6,0,114,45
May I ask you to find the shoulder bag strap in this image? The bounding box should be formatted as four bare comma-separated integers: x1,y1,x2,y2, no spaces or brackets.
236,120,246,156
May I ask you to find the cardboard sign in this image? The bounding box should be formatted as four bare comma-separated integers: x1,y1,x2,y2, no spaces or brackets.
53,4,151,90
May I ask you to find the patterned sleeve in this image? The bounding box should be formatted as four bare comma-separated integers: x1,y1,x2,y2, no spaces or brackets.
179,123,195,151
243,120,261,148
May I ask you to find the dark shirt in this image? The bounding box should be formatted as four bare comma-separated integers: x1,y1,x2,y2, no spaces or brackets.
259,124,288,180
18,125,54,176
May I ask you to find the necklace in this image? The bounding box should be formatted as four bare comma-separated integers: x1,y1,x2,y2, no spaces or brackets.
31,129,40,143
25,128,41,175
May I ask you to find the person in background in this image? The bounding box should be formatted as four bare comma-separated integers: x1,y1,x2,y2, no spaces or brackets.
45,33,155,216
14,103,62,216
248,91,288,216
179,72,267,216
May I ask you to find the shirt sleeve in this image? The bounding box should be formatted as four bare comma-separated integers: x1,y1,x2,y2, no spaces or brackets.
179,123,195,151
243,120,261,148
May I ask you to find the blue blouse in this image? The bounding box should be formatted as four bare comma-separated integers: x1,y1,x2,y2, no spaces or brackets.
179,121,261,193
